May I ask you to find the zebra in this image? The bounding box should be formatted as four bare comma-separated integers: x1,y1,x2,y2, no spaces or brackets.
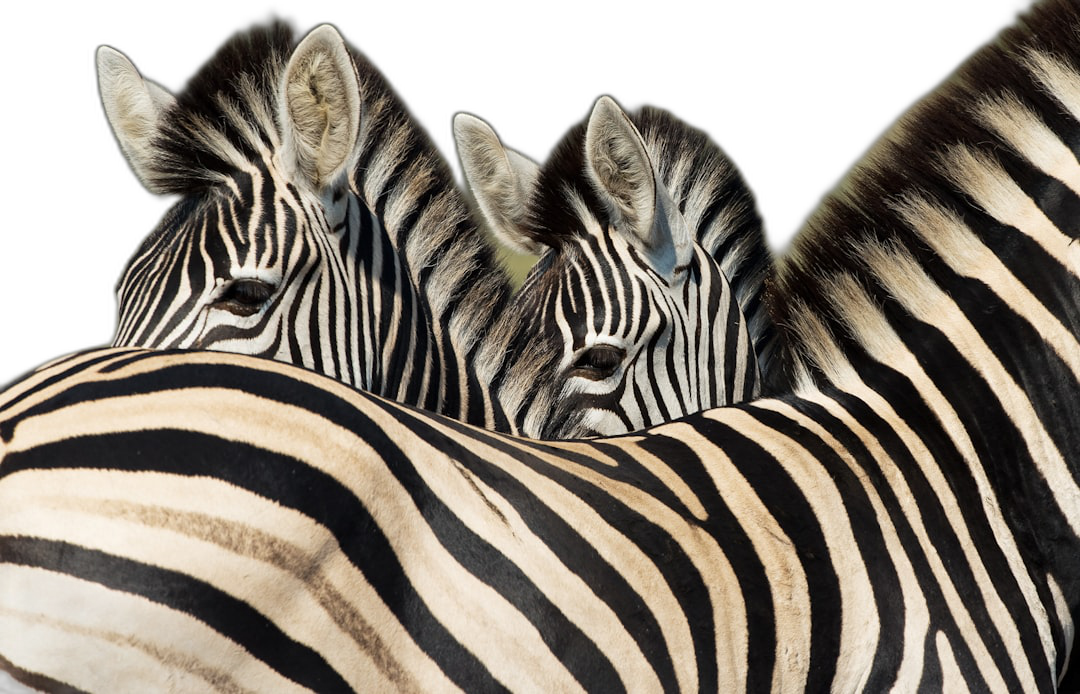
100,20,514,429
98,22,770,439
2,0,1079,688
456,98,775,437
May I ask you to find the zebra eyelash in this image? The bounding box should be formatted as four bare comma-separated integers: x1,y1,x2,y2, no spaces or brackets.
569,343,626,380
210,278,277,316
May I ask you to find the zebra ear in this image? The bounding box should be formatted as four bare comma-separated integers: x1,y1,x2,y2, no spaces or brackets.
584,96,693,278
454,113,545,256
279,24,361,191
97,46,176,194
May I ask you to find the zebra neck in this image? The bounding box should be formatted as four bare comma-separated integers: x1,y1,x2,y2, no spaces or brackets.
338,197,443,414
771,0,1080,631
344,54,514,431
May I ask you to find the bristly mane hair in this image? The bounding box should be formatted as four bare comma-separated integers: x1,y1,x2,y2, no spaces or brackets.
521,104,779,378
150,22,293,193
145,21,513,414
767,0,1080,391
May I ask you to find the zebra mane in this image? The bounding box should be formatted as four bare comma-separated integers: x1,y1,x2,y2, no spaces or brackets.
524,105,778,375
146,21,513,404
767,0,1080,391
636,107,776,377
148,21,293,194
525,106,764,254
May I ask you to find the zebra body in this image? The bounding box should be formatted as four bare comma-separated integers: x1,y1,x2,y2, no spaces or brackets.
5,0,1080,690
458,98,773,437
101,24,767,438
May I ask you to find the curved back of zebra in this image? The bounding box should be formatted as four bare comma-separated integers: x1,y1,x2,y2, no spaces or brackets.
102,22,512,427
458,97,774,437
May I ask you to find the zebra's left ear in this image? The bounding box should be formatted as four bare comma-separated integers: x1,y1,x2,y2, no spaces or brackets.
584,96,692,279
454,113,545,256
279,24,361,191
97,46,177,194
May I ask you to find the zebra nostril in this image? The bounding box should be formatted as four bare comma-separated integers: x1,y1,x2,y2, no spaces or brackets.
212,278,276,317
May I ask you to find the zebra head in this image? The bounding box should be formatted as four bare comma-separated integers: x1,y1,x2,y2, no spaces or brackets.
98,24,439,395
458,97,766,438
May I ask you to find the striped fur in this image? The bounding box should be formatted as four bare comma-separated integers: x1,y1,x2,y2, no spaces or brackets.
105,22,514,430
463,99,774,437
103,24,765,440
3,0,1080,690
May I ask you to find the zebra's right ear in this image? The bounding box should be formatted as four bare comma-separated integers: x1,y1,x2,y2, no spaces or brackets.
97,46,176,194
584,96,692,280
454,113,545,256
279,24,361,192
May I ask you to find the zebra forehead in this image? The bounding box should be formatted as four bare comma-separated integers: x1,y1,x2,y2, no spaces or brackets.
521,121,595,249
128,142,332,273
149,22,296,194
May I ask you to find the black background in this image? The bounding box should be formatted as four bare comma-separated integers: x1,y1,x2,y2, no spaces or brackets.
4,1,1028,386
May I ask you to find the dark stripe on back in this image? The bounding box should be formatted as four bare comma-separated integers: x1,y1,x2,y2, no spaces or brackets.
0,350,143,432
1,532,352,693
732,403,843,691
774,394,907,690
382,405,685,690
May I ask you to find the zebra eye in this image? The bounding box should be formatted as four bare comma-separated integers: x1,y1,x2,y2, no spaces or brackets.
570,344,625,380
213,278,275,316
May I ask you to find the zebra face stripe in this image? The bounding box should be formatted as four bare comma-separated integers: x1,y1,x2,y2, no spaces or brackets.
112,152,405,392
513,225,744,439
116,160,295,340
469,100,768,438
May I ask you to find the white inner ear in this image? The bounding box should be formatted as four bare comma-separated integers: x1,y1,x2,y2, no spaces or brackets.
584,96,692,279
584,96,657,233
454,113,544,256
97,46,176,194
279,24,361,191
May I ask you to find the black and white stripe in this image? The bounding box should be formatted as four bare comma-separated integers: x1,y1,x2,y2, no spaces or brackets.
103,23,765,440
5,0,1080,690
103,22,512,430
458,98,774,437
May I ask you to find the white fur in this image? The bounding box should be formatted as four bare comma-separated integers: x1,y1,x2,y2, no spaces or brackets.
278,24,361,191
1047,573,1074,686
96,46,176,194
453,113,544,256
1025,49,1080,133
